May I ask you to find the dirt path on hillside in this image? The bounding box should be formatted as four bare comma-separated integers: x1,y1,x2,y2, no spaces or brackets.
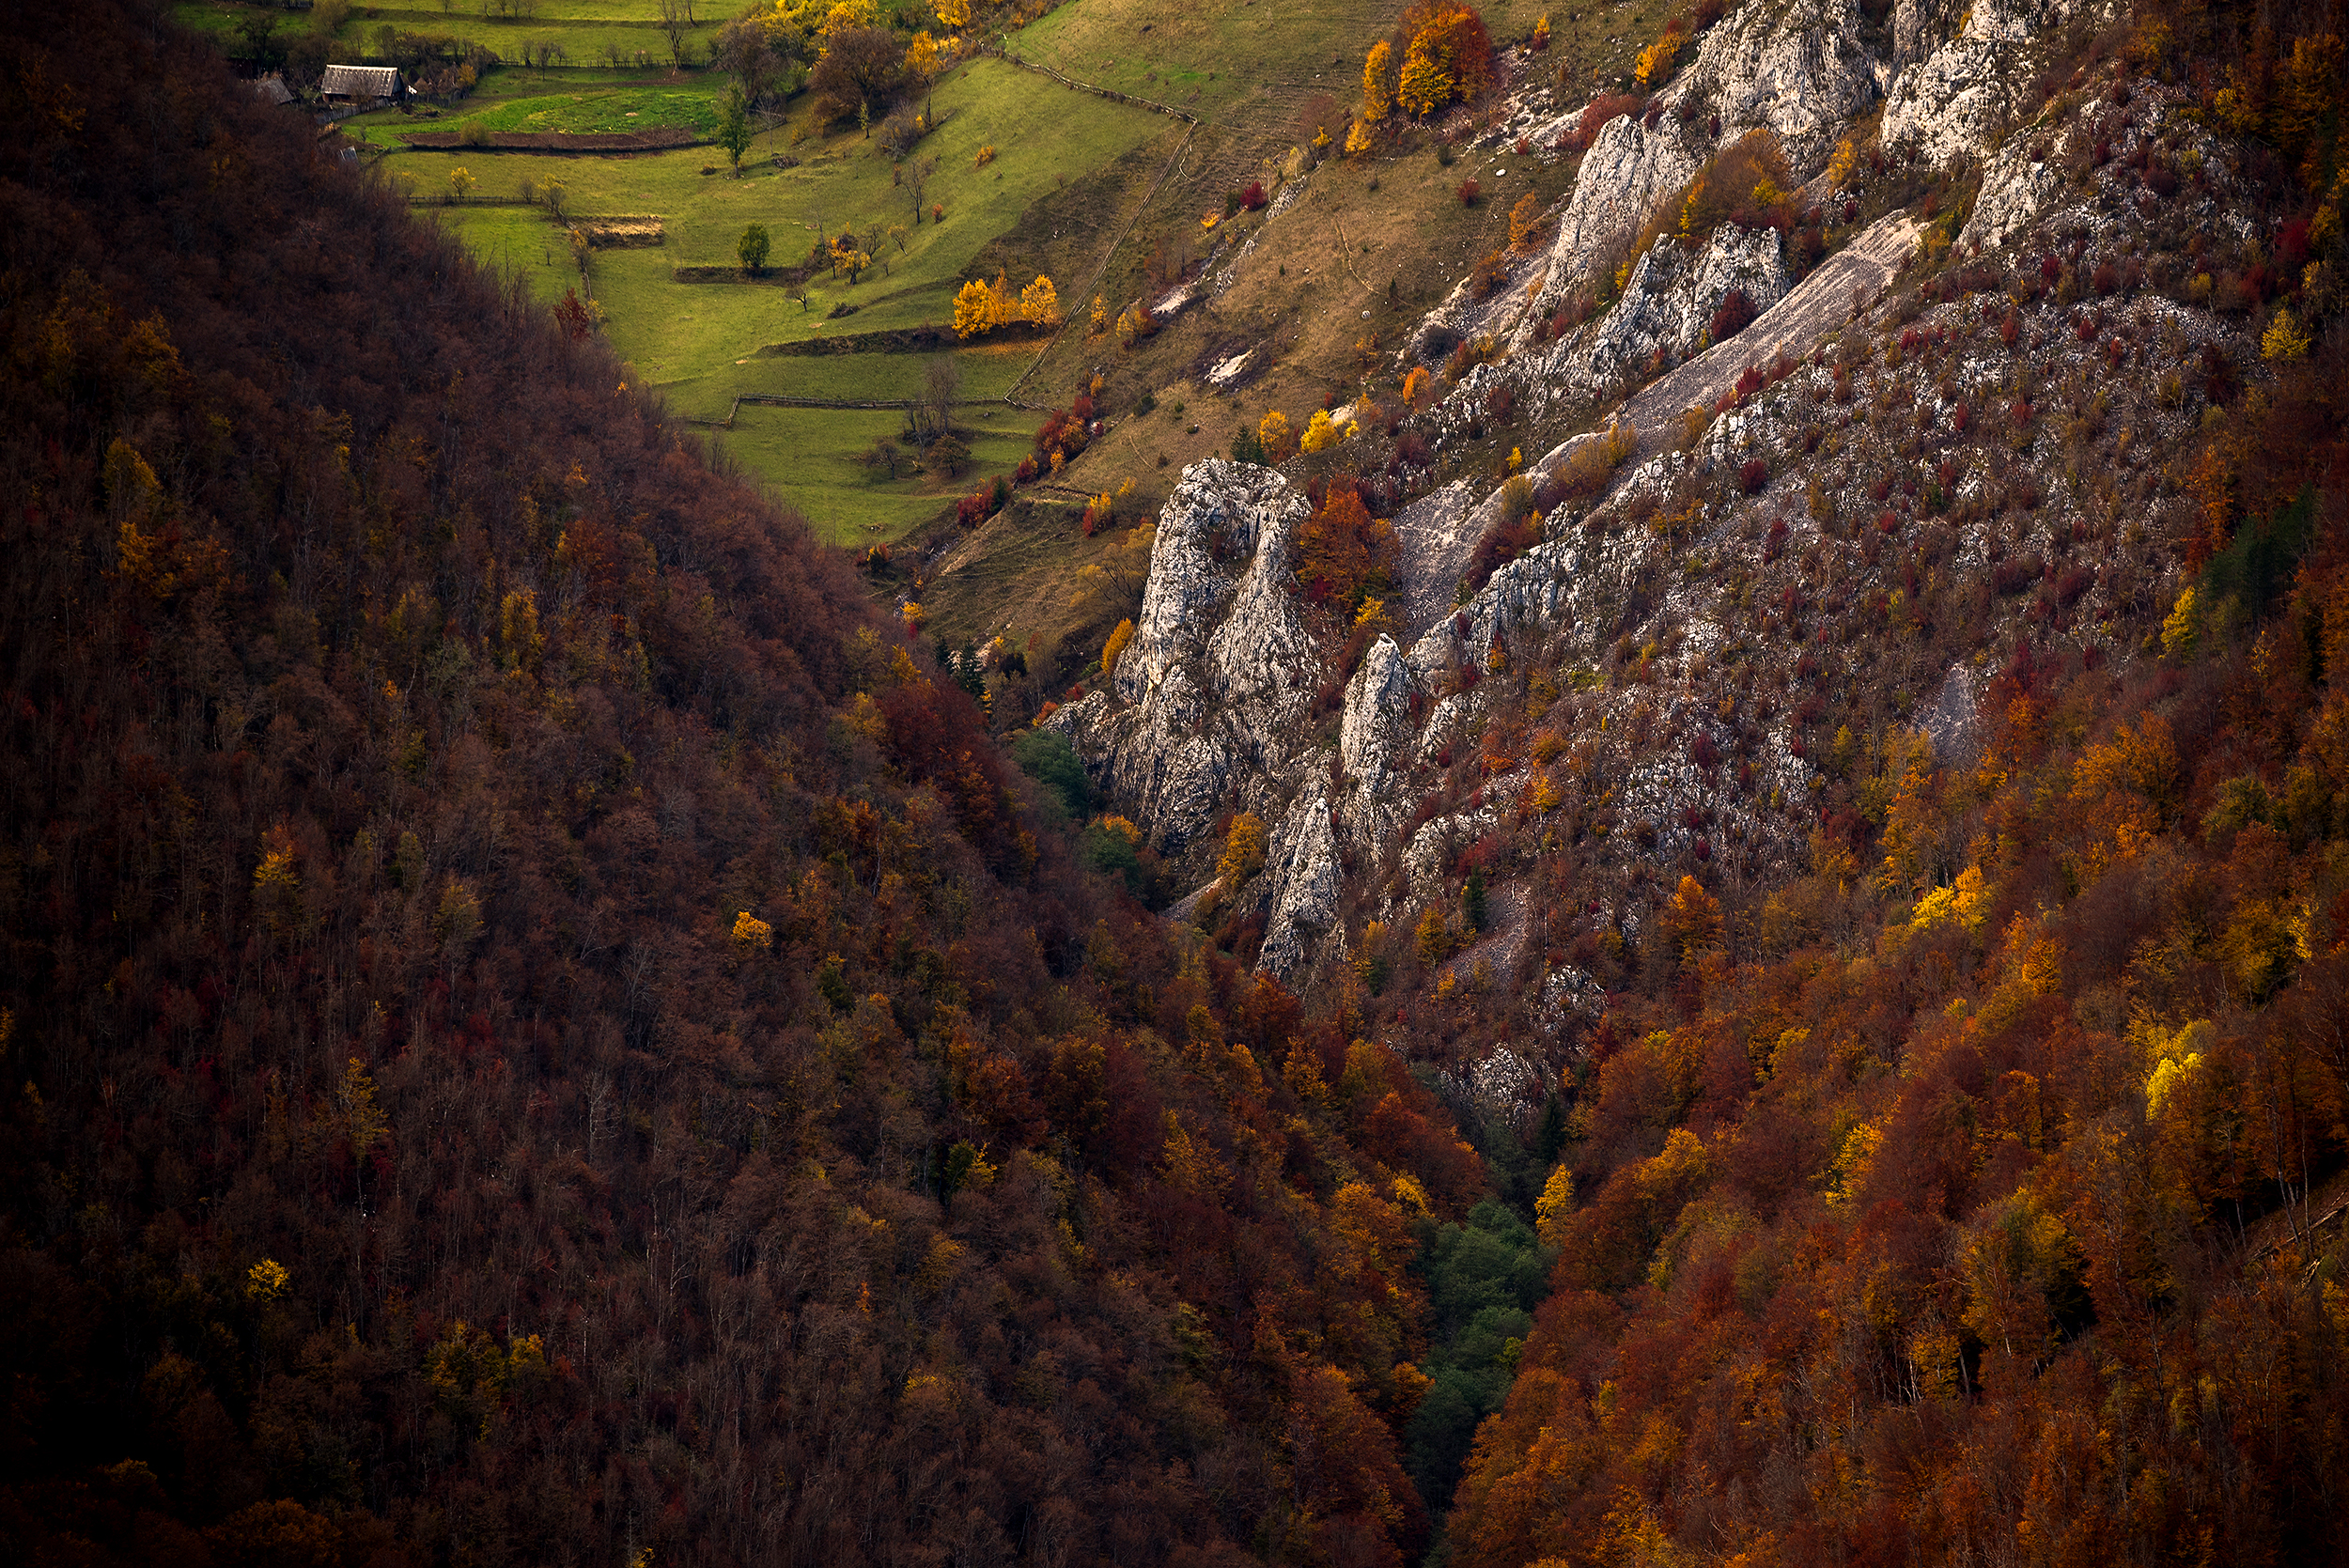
1619,213,1923,453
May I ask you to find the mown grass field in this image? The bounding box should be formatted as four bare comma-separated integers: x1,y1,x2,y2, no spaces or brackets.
715,403,1036,543
387,49,1173,539
196,0,1612,564
339,70,723,147
171,0,726,72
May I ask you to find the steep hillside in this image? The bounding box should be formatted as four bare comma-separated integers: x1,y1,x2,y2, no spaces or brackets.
1015,0,2349,1557
0,7,1497,1566
7,0,2349,1563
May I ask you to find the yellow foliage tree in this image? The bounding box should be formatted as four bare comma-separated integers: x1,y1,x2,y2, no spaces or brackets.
1395,39,1453,117
1258,410,1295,462
933,0,968,24
1534,1164,1573,1246
817,0,876,42
1414,904,1452,967
1633,31,1679,87
1344,115,1375,156
732,908,774,948
1218,812,1268,888
1100,616,1135,675
952,278,995,338
1361,39,1394,120
1826,134,1858,188
1662,874,1722,960
2263,308,2310,360
1508,191,1543,250
1299,408,1341,453
1019,273,1062,326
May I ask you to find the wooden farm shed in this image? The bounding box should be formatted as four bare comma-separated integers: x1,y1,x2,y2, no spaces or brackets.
319,64,406,107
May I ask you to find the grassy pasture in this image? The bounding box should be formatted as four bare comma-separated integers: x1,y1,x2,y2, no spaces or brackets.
715,402,1035,544
395,55,1168,398
171,0,726,71
338,72,721,147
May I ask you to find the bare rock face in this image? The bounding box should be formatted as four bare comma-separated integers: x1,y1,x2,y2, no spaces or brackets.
1530,225,1790,410
1259,796,1341,978
1892,0,1968,65
1881,0,2104,164
1515,115,1701,347
1679,0,1891,172
1338,635,1414,848
1052,460,1317,853
1879,34,2021,164
1960,130,2073,249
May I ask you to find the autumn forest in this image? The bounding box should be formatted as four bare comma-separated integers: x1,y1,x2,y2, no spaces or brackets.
4,0,2349,1565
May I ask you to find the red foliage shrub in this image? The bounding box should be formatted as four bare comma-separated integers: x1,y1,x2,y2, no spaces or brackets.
1710,288,1757,342
1458,178,1482,206
1992,553,2045,594
1239,179,1268,210
1572,93,1644,149
1738,457,1769,492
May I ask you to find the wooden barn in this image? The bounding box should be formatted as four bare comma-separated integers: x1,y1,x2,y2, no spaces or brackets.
318,64,407,108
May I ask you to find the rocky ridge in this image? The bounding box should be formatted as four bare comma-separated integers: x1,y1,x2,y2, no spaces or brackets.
1050,0,2280,1123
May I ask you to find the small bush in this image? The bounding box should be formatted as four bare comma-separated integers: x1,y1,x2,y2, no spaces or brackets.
1457,178,1481,206
1571,93,1643,150
1738,457,1769,492
1239,179,1268,210
1709,288,1756,342
1992,554,2044,595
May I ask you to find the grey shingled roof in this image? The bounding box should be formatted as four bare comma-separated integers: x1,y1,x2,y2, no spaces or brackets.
319,64,402,98
251,74,294,105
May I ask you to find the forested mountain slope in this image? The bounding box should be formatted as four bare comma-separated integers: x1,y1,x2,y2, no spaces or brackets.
0,6,1488,1565
1030,0,2349,1560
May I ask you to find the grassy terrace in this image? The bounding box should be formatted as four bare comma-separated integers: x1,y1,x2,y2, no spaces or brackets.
365,48,1170,539
172,0,726,69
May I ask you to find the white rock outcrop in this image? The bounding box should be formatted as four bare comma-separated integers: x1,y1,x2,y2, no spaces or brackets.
1960,131,2070,249
1679,0,1892,171
1258,796,1341,978
1052,460,1317,853
1338,635,1414,847
1514,114,1701,347
1880,0,2106,165
1531,224,1790,409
